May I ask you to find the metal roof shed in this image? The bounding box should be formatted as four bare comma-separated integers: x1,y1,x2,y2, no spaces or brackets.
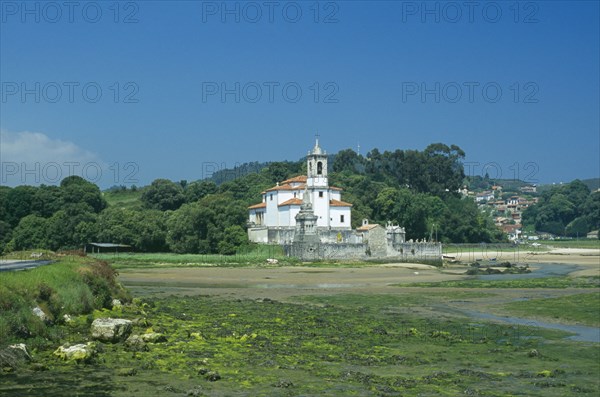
85,243,132,254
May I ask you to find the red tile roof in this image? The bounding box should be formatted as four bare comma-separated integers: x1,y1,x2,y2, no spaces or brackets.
357,224,379,231
265,184,294,192
330,199,352,207
248,202,266,209
281,175,307,184
278,198,303,207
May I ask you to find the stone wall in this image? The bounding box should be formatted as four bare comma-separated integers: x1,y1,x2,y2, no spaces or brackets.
284,242,368,261
284,241,442,263
249,227,361,245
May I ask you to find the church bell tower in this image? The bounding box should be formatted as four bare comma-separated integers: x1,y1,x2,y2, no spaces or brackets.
306,136,328,188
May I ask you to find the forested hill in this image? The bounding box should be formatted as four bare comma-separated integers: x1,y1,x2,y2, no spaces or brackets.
1,143,509,255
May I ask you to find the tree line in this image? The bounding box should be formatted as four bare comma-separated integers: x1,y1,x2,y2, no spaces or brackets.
1,143,513,255
522,180,599,237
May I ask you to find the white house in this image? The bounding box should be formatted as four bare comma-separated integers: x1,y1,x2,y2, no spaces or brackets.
248,139,352,243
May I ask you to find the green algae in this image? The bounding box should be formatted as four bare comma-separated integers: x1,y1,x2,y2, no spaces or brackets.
1,294,598,396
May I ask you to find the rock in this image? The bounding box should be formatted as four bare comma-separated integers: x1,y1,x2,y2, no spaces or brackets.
63,314,73,323
8,344,32,361
31,363,49,371
528,349,539,357
186,386,203,397
116,367,137,376
0,344,32,370
141,332,167,343
266,258,279,264
53,343,97,363
125,335,149,352
274,379,294,388
112,299,123,308
205,371,221,381
32,306,51,323
91,318,132,343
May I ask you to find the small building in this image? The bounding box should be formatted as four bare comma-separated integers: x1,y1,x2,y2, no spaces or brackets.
520,185,537,194
475,191,494,203
587,230,599,239
84,243,132,254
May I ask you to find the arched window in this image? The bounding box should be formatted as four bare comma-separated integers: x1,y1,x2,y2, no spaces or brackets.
317,161,323,175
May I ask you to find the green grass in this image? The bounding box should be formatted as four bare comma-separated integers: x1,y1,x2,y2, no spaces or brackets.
102,189,143,209
0,256,127,345
94,245,299,269
539,239,600,249
400,276,600,289
442,244,549,255
501,292,600,327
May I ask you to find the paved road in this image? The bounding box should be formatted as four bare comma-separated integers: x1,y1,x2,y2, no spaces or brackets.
0,259,53,272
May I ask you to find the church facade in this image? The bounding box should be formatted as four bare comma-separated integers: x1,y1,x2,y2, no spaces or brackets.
247,139,442,263
247,139,352,243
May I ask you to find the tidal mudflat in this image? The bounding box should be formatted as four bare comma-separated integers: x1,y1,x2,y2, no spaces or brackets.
1,250,598,396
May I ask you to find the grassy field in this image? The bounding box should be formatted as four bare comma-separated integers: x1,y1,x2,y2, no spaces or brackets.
501,292,600,327
402,276,600,289
538,239,600,249
93,245,299,269
102,189,143,209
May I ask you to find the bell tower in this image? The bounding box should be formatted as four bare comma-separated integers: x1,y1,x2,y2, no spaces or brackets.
306,135,328,188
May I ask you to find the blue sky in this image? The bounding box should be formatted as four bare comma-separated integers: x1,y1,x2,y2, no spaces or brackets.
1,0,598,188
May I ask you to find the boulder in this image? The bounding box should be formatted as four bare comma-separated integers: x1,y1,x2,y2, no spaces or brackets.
124,335,148,352
111,299,123,308
0,344,32,370
141,332,167,343
32,306,51,323
91,318,132,343
53,343,96,363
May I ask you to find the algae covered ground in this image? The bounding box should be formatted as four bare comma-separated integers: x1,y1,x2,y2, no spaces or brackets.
1,292,599,396
1,252,599,396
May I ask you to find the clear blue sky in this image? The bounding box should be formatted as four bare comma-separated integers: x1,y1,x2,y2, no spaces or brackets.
1,0,598,188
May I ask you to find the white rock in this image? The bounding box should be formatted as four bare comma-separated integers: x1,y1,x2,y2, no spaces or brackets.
32,306,50,323
111,299,122,308
54,343,96,362
91,318,132,343
8,343,32,361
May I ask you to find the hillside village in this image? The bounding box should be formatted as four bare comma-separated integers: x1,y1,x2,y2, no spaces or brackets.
459,184,539,242
464,180,600,242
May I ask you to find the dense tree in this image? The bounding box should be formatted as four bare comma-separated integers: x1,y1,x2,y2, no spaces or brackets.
44,204,98,250
8,215,48,251
96,208,168,252
523,180,597,236
141,179,185,211
4,186,37,227
166,193,247,254
60,176,107,213
184,180,217,203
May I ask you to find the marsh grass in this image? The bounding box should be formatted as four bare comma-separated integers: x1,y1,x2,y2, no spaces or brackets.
401,276,600,289
501,292,600,327
94,245,297,269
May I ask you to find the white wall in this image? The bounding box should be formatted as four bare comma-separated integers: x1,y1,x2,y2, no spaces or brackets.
265,191,279,226
330,206,351,228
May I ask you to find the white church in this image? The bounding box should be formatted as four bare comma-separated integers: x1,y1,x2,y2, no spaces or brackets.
247,139,353,243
